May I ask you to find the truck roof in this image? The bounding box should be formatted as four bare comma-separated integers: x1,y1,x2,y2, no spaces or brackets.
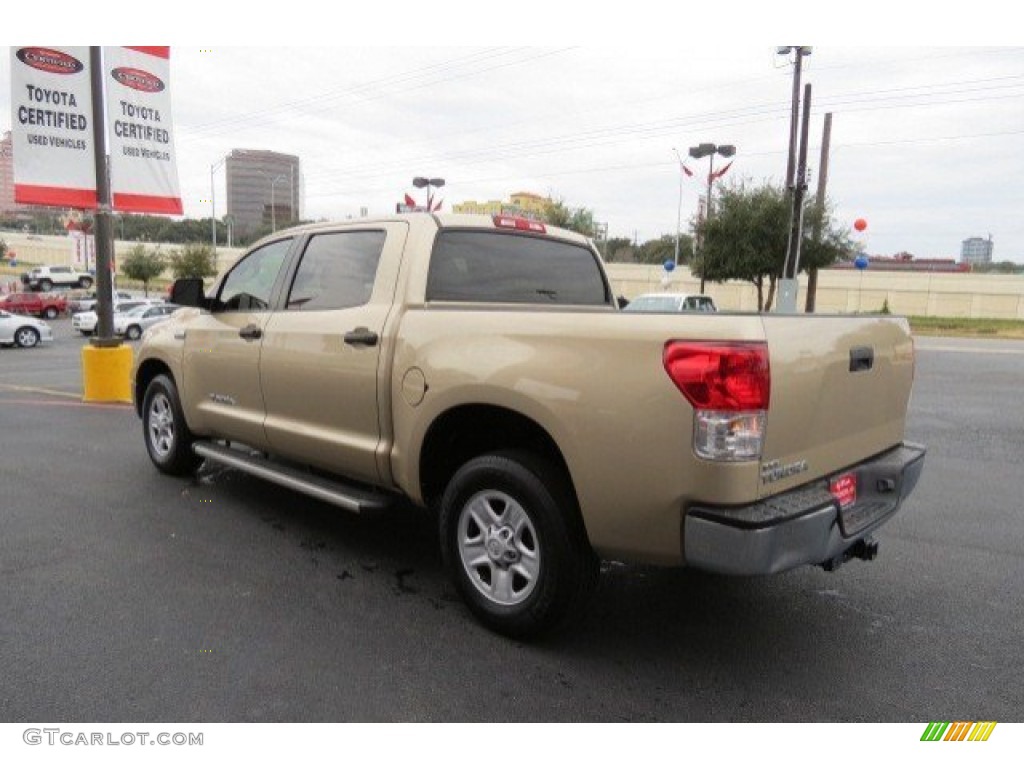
260,212,591,249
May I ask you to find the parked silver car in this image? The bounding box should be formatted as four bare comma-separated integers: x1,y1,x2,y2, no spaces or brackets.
113,303,179,340
0,310,54,348
67,290,134,314
72,299,164,336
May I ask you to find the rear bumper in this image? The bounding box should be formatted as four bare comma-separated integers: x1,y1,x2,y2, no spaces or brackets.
683,442,926,575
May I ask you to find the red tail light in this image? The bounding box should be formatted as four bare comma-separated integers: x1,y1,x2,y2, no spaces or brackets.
663,342,770,410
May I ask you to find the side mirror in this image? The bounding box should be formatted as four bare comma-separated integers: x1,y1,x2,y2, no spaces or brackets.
617,295,630,309
170,278,207,309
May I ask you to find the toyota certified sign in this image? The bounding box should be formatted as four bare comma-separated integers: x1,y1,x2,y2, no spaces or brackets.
10,45,97,208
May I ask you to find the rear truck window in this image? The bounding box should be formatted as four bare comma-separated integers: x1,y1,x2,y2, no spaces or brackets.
426,230,611,306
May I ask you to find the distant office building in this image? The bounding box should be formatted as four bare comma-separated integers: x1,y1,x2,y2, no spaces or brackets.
1,132,16,214
453,191,549,220
225,150,301,240
0,131,50,219
960,236,994,266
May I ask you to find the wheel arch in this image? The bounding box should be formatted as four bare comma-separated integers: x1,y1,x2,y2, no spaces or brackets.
418,404,590,544
134,358,174,417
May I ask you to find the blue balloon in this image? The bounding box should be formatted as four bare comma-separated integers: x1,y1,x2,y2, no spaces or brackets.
663,259,676,272
854,256,869,270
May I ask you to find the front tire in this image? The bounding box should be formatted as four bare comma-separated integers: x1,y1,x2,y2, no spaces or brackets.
142,374,201,476
44,306,58,320
439,452,598,638
39,279,53,291
125,325,143,340
15,327,40,348
78,277,93,289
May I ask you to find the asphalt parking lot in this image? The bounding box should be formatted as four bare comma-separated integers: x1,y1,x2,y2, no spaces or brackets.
1,321,1022,722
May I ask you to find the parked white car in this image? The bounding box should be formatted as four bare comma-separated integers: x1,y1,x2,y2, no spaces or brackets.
622,293,718,313
0,310,54,348
67,290,135,314
113,303,179,340
72,299,165,336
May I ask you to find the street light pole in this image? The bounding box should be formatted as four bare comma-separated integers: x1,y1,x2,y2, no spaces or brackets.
672,148,684,267
259,171,286,232
412,176,445,211
210,155,227,254
688,142,736,293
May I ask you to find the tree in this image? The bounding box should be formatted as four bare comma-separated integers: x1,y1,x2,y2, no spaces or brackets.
0,238,7,261
604,237,635,263
121,244,167,296
972,261,1023,274
800,201,857,310
168,243,218,280
693,180,853,310
693,182,786,309
542,198,596,237
635,234,694,266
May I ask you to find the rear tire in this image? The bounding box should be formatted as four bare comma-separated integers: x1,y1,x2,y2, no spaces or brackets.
142,374,202,476
39,279,53,291
44,307,58,320
15,327,40,348
78,277,93,289
126,325,143,341
439,451,598,639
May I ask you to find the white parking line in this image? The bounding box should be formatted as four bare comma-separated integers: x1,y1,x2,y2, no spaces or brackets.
916,345,1024,356
0,383,81,399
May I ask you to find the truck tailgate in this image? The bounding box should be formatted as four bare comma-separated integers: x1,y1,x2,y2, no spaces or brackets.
757,315,915,499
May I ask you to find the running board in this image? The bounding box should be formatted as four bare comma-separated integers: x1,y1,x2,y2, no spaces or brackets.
192,441,394,514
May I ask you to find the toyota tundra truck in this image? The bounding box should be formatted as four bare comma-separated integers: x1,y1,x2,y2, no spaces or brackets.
132,213,925,637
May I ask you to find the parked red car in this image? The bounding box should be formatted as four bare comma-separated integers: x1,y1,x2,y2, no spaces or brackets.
0,292,68,319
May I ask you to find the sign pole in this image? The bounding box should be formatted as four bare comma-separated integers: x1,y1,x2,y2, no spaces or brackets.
81,46,131,404
89,46,117,348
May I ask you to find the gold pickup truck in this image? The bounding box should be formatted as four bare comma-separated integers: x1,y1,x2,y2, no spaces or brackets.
132,213,925,637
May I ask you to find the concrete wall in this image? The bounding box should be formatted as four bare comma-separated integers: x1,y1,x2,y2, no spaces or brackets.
605,263,1024,319
0,230,244,280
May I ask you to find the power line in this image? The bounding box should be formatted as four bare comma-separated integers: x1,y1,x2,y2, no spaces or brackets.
178,48,576,142
299,128,1024,203
295,83,1024,189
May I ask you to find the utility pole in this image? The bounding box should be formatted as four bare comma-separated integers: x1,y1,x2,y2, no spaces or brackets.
787,86,813,273
784,52,805,189
806,112,832,313
777,45,813,313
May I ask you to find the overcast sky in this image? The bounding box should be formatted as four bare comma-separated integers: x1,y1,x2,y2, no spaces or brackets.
4,7,1023,261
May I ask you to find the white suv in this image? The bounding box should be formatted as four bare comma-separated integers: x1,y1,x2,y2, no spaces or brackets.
23,265,94,291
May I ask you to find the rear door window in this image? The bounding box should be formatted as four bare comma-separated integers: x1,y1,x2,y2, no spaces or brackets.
285,230,386,311
426,230,610,306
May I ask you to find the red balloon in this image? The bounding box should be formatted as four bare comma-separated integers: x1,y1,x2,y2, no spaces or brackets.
854,218,868,232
